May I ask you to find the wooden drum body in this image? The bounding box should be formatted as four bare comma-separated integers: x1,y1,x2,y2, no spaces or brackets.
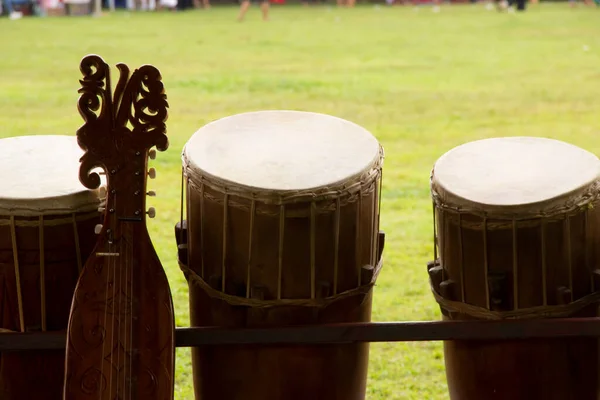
0,136,104,400
177,110,384,400
428,137,600,400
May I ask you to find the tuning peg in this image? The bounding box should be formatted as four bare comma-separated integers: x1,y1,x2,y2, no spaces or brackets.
148,149,157,160
94,224,103,234
148,168,156,179
147,191,156,197
147,207,156,219
98,207,106,213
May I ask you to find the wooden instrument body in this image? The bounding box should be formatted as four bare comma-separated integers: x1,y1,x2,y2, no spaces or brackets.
0,212,100,400
179,110,384,400
64,221,174,400
63,54,174,400
434,209,600,400
429,137,600,400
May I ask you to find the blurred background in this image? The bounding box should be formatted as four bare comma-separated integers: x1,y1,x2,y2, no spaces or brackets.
0,2,599,398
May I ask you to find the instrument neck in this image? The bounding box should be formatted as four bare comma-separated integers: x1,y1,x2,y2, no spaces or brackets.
104,154,150,225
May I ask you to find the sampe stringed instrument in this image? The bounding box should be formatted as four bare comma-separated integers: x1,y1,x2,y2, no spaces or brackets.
429,137,600,399
0,135,105,400
63,54,175,400
176,110,385,400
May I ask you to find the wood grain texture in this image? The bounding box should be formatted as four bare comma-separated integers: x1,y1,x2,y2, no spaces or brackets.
63,54,175,400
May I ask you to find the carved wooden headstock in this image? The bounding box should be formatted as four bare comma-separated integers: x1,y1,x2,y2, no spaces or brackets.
76,54,169,222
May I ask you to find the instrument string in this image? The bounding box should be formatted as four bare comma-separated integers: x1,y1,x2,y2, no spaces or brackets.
108,189,118,399
106,73,116,400
121,221,127,399
115,203,123,399
99,190,110,400
127,219,133,400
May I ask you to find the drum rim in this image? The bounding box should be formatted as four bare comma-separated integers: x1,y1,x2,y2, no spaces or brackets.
0,196,103,216
181,110,384,198
430,136,600,218
183,145,383,206
0,134,105,216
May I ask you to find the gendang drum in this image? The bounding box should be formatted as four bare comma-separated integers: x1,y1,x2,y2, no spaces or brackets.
176,110,385,400
0,135,104,400
428,136,600,399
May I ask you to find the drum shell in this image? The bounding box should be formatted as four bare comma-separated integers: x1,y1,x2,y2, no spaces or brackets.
0,212,101,400
189,286,372,400
433,205,600,400
183,170,382,400
443,307,599,400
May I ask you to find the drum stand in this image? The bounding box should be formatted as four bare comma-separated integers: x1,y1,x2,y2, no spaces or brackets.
2,315,600,351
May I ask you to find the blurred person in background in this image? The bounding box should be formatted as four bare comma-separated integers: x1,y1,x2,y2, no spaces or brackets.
2,0,24,19
495,0,525,11
509,0,526,11
193,0,209,8
158,0,177,10
237,0,269,21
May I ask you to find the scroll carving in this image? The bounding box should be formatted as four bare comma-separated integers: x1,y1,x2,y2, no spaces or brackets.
76,54,169,189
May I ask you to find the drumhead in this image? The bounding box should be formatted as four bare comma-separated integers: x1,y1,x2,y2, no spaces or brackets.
431,137,600,213
0,135,104,216
182,110,381,192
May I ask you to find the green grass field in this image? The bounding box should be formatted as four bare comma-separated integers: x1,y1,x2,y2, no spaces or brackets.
1,3,599,398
